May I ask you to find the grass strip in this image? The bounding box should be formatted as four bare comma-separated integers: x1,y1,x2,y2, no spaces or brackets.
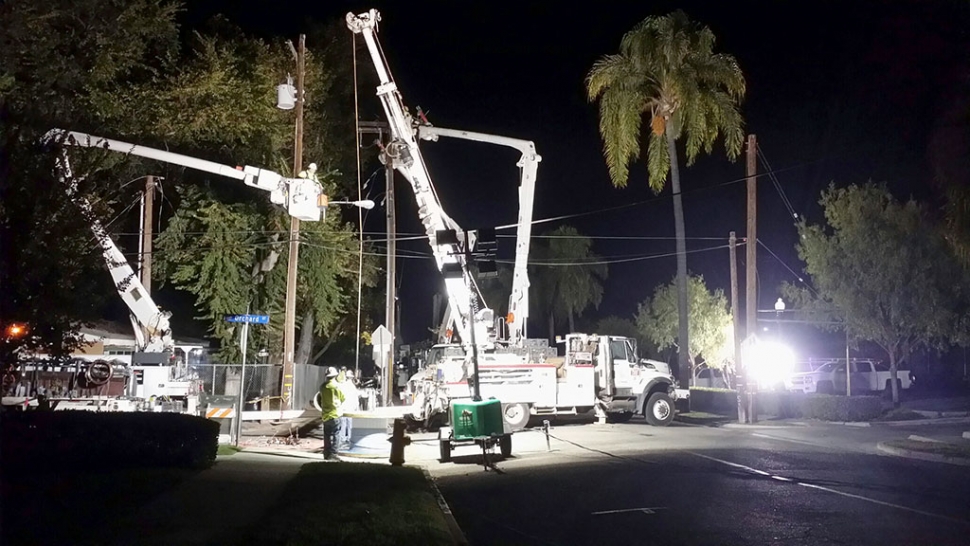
883,439,970,460
249,462,453,546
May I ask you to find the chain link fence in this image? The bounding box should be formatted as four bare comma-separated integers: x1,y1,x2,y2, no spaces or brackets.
192,363,328,411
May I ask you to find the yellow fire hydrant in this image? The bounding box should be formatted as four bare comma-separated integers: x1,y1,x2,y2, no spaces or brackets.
389,418,411,466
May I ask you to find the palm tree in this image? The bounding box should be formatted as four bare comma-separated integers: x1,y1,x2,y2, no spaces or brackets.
586,11,745,388
531,226,608,341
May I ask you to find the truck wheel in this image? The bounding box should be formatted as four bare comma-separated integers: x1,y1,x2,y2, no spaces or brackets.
502,403,530,431
817,381,834,394
645,392,675,426
439,439,452,462
499,434,512,458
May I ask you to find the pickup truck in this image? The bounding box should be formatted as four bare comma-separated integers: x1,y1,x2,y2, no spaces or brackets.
786,359,913,394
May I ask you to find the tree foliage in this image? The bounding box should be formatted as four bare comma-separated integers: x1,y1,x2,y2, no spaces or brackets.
586,10,745,389
1,0,184,359
636,275,733,376
585,10,745,191
795,183,966,404
1,0,377,370
530,226,608,340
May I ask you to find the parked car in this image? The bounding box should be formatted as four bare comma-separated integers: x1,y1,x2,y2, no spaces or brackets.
694,367,730,389
786,359,912,394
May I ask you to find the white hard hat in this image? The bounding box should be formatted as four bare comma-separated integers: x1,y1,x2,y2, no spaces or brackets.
346,370,355,379
326,366,338,378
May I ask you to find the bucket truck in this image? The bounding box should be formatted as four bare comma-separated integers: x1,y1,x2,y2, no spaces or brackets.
348,10,684,437
29,129,326,413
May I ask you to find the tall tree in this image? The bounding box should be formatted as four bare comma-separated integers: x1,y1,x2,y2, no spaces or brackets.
0,0,183,360
586,10,745,388
796,183,964,405
531,226,608,341
636,274,733,384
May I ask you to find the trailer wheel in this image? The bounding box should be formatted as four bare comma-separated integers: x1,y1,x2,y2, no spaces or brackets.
645,392,674,426
502,403,530,431
499,434,512,458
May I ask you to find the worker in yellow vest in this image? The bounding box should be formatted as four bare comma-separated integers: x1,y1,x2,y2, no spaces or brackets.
319,367,344,460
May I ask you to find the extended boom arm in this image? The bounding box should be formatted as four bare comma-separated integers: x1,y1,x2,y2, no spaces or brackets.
416,126,540,347
47,129,326,354
347,11,493,351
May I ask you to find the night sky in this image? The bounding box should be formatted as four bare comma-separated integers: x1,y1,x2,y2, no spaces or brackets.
177,1,970,358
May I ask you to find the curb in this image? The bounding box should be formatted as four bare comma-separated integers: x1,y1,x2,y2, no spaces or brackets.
240,447,324,460
422,468,470,546
722,422,808,430
912,410,970,419
876,442,970,466
877,416,970,427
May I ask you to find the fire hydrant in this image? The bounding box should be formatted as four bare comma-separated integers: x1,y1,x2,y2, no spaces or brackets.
389,418,411,466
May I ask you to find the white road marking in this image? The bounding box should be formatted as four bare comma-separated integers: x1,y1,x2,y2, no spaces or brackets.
591,507,667,516
686,451,969,526
750,432,825,448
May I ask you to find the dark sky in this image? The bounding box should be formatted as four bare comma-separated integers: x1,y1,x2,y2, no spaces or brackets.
178,1,970,357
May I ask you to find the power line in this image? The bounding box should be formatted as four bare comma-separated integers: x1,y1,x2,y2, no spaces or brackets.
508,242,740,267
756,238,820,297
757,145,798,221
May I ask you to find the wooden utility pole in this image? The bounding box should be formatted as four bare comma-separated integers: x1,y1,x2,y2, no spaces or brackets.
744,134,758,423
729,231,746,423
384,160,396,406
140,176,156,295
281,34,306,411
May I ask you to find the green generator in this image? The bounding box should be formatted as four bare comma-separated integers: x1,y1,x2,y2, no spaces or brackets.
440,398,512,464
451,398,504,440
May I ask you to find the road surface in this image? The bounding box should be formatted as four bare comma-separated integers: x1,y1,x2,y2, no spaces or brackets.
424,419,970,545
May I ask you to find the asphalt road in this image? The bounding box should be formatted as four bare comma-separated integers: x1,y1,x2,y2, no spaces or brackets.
427,419,970,546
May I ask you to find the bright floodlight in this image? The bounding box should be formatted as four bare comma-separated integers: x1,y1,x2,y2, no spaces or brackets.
745,340,795,388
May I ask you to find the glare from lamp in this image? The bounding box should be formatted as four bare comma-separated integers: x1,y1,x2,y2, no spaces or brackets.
744,340,795,388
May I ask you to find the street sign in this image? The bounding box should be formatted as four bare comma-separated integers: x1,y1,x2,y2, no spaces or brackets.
224,314,269,324
372,324,391,346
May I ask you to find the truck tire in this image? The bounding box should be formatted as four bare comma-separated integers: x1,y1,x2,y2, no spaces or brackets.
644,392,675,426
499,434,512,458
502,403,530,431
439,439,452,462
817,381,834,394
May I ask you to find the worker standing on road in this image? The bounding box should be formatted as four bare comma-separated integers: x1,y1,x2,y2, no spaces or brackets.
338,370,360,451
319,367,344,460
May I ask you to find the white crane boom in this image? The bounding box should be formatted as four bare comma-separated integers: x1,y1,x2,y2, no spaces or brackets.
416,126,540,347
46,129,326,357
347,10,494,351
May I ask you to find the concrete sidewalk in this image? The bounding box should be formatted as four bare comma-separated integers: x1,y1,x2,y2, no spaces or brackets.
109,452,306,546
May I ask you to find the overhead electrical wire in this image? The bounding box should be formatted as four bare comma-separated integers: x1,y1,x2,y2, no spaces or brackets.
756,145,799,222
756,238,820,297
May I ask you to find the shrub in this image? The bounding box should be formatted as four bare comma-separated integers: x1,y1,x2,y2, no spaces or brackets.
799,394,882,422
1,411,219,472
689,387,738,415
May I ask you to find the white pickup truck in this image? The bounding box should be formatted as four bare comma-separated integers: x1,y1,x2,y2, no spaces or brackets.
786,359,913,395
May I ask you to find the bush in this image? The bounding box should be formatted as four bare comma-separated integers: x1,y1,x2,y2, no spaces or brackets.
799,394,883,421
1,411,219,472
689,387,738,415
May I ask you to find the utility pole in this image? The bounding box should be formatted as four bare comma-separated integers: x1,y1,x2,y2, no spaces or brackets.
744,134,758,423
138,176,156,295
281,34,305,412
729,231,746,423
385,158,396,405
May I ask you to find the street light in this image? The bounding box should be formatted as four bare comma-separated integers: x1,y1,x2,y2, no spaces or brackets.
328,199,375,209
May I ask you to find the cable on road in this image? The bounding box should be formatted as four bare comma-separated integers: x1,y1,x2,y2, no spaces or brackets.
545,432,658,466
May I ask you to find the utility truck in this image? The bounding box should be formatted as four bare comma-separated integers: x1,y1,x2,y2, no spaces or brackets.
348,9,687,436
3,130,326,414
